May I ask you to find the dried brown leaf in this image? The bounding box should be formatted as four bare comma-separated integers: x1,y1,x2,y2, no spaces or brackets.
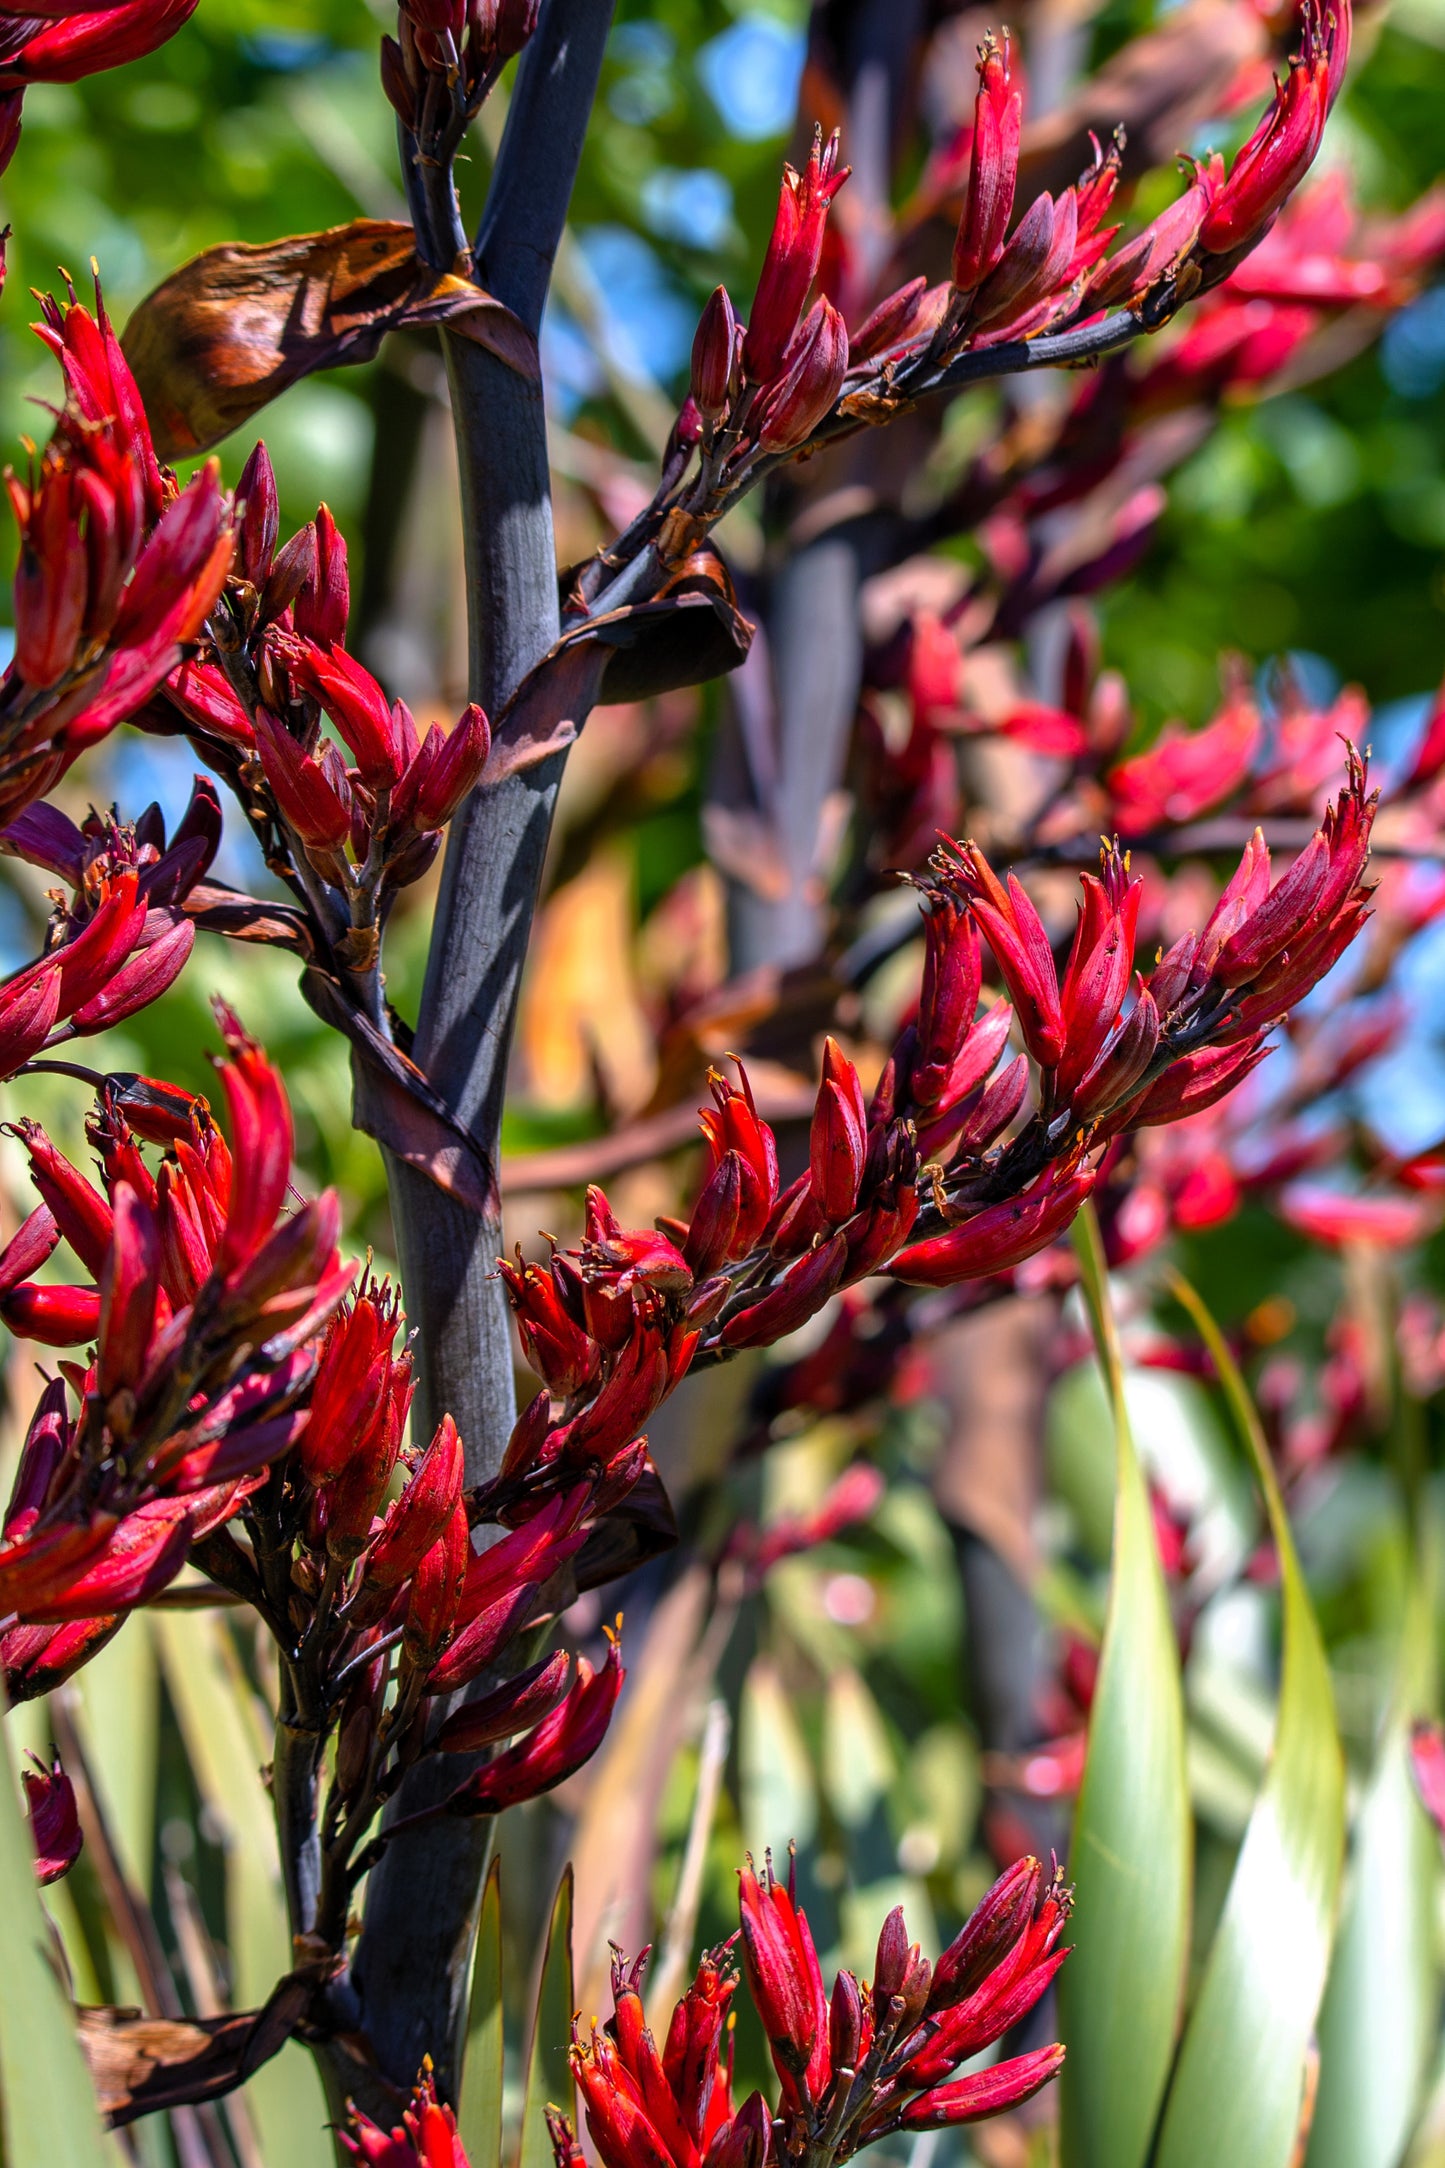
122,220,539,460
78,1974,309,2124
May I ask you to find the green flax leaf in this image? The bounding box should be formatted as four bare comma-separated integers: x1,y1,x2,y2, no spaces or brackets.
459,1856,505,2168
0,1699,116,2167
1155,1272,1346,2168
1057,1204,1192,2168
518,1864,575,2168
1306,1565,1439,2168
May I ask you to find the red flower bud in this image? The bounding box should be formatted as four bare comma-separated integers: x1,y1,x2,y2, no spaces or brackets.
237,441,279,589
1072,986,1161,1120
699,1065,778,1250
342,2064,467,2168
899,2044,1066,2127
433,1648,572,1752
301,1290,400,1485
1199,13,1335,256
972,186,1077,333
691,285,739,419
1054,852,1142,1100
327,1352,411,1562
18,1502,191,1624
0,1,198,92
913,897,983,1108
97,1181,161,1395
743,128,849,385
1112,1036,1270,1131
211,1008,294,1277
686,1151,745,1276
12,467,87,687
738,1849,830,2110
0,964,62,1077
293,502,350,646
293,644,406,789
22,1753,82,1885
0,1281,102,1344
453,1487,588,1629
0,1203,60,1302
12,1124,112,1275
889,1159,1095,1286
363,1415,465,1590
446,1628,624,1814
112,459,233,651
391,703,491,832
754,298,849,452
403,1497,470,1668
70,915,194,1035
952,35,1022,295
953,1052,1029,1157
808,1038,868,1224
3,1615,120,1701
422,1581,538,1697
944,842,1065,1068
721,1233,848,1349
499,1252,599,1397
253,710,353,851
850,278,951,364
4,1377,71,1544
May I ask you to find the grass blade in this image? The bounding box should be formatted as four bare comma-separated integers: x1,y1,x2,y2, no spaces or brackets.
459,1856,505,2168
1058,1204,1192,2168
1155,1272,1346,2168
517,1864,575,2168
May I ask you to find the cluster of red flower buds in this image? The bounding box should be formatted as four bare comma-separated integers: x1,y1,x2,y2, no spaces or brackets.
0,778,219,1078
164,446,490,990
0,0,198,178
499,754,1374,1478
0,1010,349,1689
344,2059,473,2167
281,1281,627,1868
947,0,1348,331
494,1061,917,1511
381,0,540,147
688,128,853,461
885,754,1373,1280
0,1012,633,1897
676,0,1348,490
551,1851,1070,2168
0,279,233,824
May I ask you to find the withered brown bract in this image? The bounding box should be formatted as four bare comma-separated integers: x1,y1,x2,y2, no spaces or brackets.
121,219,539,460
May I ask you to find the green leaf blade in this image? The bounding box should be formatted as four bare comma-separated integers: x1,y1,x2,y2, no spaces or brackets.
1058,1206,1193,2168
459,1856,505,2168
1306,1564,1440,2168
1155,1275,1347,2168
518,1865,575,2168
